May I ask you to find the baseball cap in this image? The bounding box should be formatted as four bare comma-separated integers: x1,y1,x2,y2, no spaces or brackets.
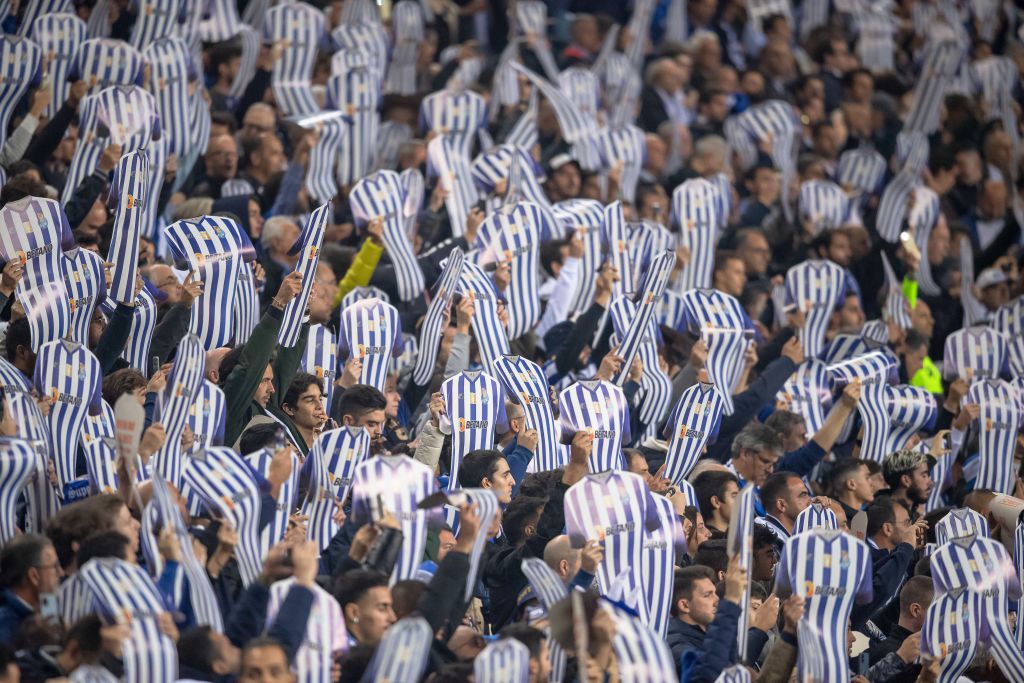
976,267,1011,290
546,153,580,175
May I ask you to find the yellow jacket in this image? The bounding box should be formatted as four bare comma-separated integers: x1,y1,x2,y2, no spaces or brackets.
333,239,384,307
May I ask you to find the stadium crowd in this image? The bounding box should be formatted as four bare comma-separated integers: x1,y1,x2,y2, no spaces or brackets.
0,0,1023,681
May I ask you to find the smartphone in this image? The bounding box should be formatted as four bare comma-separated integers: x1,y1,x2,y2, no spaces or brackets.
942,432,951,451
149,355,160,377
40,593,59,624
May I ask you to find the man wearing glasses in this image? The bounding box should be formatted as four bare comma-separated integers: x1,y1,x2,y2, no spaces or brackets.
0,534,63,643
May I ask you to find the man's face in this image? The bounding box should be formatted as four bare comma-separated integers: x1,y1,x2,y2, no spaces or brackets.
752,543,779,581
239,645,295,683
383,376,400,420
248,200,265,239
437,529,456,562
682,578,719,627
115,503,141,554
737,447,779,486
903,462,933,504
738,233,770,277
205,136,238,179
486,457,516,504
255,135,287,176
836,294,865,329
782,476,811,521
572,16,600,52
978,180,1008,220
551,164,581,199
149,264,182,304
851,73,873,103
705,93,730,123
752,168,780,203
927,219,950,266
255,366,274,408
34,545,62,595
272,221,301,260
848,465,875,505
780,422,807,452
955,150,983,185
288,383,325,431
241,109,276,141
534,640,551,683
981,282,1010,311
211,631,241,676
353,586,397,645
344,409,387,439
813,124,839,160
715,258,746,297
716,481,741,524
890,502,913,545
868,469,886,494
910,300,934,338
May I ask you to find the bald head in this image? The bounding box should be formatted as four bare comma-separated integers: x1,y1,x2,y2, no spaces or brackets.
205,347,231,383
543,535,581,581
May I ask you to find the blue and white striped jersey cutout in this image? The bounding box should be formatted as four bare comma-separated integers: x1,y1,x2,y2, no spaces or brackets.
426,133,480,238
150,472,224,631
959,238,988,327
644,493,686,639
349,171,424,302
16,0,72,36
300,426,370,552
350,454,439,583
604,599,678,681
792,502,839,535
883,384,937,453
151,334,205,489
386,1,424,96
412,248,463,386
228,26,260,101
921,588,981,683
471,202,545,339
798,179,860,234
935,507,989,545
183,446,264,585
904,39,962,134
337,297,403,391
510,61,590,146
837,146,886,198
663,381,725,485
262,2,327,117
475,638,530,683
558,380,631,473
784,259,847,358
362,617,433,683
828,350,898,463
597,124,646,204
564,471,659,623
128,0,187,49
553,199,605,315
30,13,85,117
246,447,300,567
332,21,388,78
61,247,107,345
610,251,675,389
278,203,328,348
163,215,248,350
603,201,634,295
419,88,487,156
776,359,832,433
106,150,149,304
730,484,757,660
326,61,381,187
671,178,721,291
8,392,58,534
966,379,1023,494
943,326,1008,382
440,372,508,489
0,36,42,150
0,438,36,542
266,577,347,682
78,558,178,683
879,252,912,330
301,324,338,413
609,294,672,438
199,0,242,42
33,340,103,497
493,354,563,472
454,261,510,374
143,38,195,159
70,38,145,92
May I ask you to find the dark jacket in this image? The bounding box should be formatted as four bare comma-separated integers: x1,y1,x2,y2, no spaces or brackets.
639,86,671,133
851,543,915,627
223,307,308,445
673,599,746,683
0,590,33,646
709,357,798,462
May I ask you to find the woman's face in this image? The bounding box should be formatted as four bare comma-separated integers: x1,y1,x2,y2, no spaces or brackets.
248,199,264,239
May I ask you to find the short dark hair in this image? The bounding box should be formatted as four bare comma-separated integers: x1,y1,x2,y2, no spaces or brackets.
713,250,742,275
928,145,956,175
216,345,247,388
76,531,131,567
391,580,426,620
692,538,728,577
865,496,909,538
502,495,546,546
760,471,799,515
752,523,776,550
829,458,867,498
178,626,220,675
518,469,563,498
692,471,738,521
882,449,928,490
47,495,128,569
282,372,323,410
241,636,288,663
899,575,934,615
238,422,285,455
500,623,545,661
4,317,31,364
458,449,505,489
903,329,929,353
102,369,148,406
333,570,389,609
0,533,49,589
671,566,716,616
764,410,805,437
332,384,387,424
